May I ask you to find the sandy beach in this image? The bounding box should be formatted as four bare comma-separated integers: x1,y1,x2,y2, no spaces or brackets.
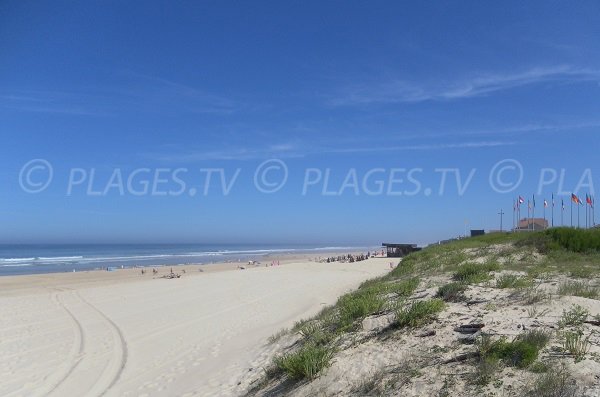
0,256,391,397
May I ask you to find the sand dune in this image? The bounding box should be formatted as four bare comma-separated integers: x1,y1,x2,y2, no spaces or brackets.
0,258,391,397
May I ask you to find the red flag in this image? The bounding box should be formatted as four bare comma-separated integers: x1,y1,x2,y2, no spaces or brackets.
572,193,582,205
587,194,593,206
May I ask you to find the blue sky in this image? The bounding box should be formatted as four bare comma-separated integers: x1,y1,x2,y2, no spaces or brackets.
1,1,599,245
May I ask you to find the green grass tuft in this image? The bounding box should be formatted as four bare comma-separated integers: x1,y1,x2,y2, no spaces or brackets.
495,274,533,289
274,344,335,380
337,289,385,330
394,298,445,328
558,281,599,299
436,282,467,302
452,262,499,284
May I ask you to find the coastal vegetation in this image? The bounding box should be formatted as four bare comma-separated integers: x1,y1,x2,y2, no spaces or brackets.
249,228,600,396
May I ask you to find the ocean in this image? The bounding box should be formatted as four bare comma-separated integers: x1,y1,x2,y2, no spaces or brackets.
0,244,371,276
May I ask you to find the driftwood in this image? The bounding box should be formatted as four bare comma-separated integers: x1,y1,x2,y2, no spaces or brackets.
454,323,485,334
442,352,479,364
466,299,488,306
416,330,436,337
584,320,600,326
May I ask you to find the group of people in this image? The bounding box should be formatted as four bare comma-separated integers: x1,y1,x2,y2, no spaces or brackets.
322,252,372,263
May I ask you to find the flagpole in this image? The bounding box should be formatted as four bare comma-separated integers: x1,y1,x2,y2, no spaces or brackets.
513,199,516,232
551,193,554,228
528,200,531,230
571,196,573,228
586,195,589,229
532,194,536,231
543,199,546,228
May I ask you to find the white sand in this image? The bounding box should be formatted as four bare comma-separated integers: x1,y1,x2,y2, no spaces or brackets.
0,258,391,397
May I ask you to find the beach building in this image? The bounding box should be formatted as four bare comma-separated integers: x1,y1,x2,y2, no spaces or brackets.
381,243,421,257
515,218,549,231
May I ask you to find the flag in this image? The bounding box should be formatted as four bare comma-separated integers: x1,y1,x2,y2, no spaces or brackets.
552,193,555,207
587,194,593,206
518,196,525,204
533,195,536,208
544,199,548,208
562,199,565,210
572,193,582,205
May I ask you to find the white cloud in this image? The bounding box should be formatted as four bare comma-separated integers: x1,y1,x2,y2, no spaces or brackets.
330,65,600,106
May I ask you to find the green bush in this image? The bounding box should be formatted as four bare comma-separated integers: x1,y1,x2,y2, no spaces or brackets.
546,227,600,253
558,305,589,328
477,330,550,370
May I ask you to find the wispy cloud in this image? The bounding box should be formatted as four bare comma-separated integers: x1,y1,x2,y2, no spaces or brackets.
0,72,239,116
0,91,109,115
150,140,515,162
330,65,600,106
320,140,516,154
149,143,303,162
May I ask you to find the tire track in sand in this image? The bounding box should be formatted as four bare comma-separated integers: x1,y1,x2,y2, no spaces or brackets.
39,288,128,397
39,289,85,396
75,290,128,396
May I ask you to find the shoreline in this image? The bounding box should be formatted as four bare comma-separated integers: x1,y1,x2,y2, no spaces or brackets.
0,250,385,296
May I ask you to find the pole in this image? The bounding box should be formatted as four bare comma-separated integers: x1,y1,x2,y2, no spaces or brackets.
532,195,536,231
498,209,505,232
586,195,589,229
512,200,515,231
543,201,546,228
551,193,554,228
571,197,573,228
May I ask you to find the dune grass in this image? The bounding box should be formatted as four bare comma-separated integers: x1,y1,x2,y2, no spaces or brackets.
436,282,467,302
257,229,600,392
475,329,550,381
495,273,533,289
558,280,599,299
452,262,499,284
394,299,445,328
274,344,335,380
